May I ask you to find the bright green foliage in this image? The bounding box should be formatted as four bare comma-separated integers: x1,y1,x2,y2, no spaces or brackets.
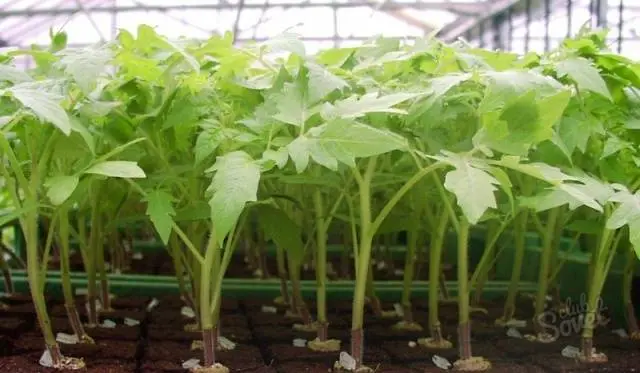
85,161,146,179
8,84,71,135
45,175,79,206
207,151,261,243
257,205,305,265
144,190,176,245
555,57,613,101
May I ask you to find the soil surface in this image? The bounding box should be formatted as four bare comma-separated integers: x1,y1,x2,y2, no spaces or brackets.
0,292,638,372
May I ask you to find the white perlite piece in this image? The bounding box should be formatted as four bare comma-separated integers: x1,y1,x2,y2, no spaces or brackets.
504,319,527,328
612,329,629,338
146,298,159,311
56,333,79,345
393,303,404,317
339,351,357,371
261,305,277,314
376,261,387,270
507,327,523,339
432,355,452,369
39,349,53,367
218,336,236,350
394,269,404,276
101,319,116,328
293,338,307,347
182,358,201,369
124,318,140,326
132,252,143,260
408,341,417,348
561,346,581,359
181,306,196,318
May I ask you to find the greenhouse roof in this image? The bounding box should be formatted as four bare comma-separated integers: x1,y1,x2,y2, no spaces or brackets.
0,0,519,51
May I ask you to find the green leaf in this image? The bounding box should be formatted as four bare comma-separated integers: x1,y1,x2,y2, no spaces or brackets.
9,85,71,135
601,135,630,159
306,63,348,104
316,118,409,165
286,136,337,173
261,32,306,57
607,190,640,230
144,190,175,244
555,57,613,101
494,156,575,184
320,92,419,120
207,151,261,242
45,175,79,206
85,161,146,178
441,156,500,224
256,205,305,265
195,129,223,165
271,79,311,127
0,64,32,83
69,117,95,154
519,183,602,213
262,148,289,169
57,46,112,93
558,115,604,154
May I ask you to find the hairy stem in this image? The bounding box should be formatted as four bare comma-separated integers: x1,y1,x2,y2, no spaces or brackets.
457,218,472,360
313,189,328,339
429,211,448,341
502,211,528,321
534,208,559,332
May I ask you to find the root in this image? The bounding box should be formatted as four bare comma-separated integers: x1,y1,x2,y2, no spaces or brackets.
191,363,230,373
332,361,374,372
453,357,492,371
578,350,608,363
54,356,86,370
417,337,453,349
307,338,341,352
392,321,424,332
78,334,95,344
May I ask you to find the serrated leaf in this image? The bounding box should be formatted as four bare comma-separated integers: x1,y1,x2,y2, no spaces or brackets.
45,175,79,205
0,64,32,83
555,57,613,101
317,119,409,165
495,156,575,184
261,32,306,57
57,46,112,93
607,190,640,230
9,85,71,135
262,148,289,169
256,205,305,265
558,115,604,154
286,136,337,173
271,79,311,127
85,161,146,178
195,129,223,165
601,135,630,159
320,92,419,120
443,158,499,224
207,151,261,242
144,190,175,244
306,63,348,104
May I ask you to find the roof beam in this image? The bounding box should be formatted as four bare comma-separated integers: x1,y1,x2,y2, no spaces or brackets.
437,0,523,41
0,1,487,16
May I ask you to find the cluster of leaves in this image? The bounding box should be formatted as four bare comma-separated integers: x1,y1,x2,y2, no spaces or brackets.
2,25,640,320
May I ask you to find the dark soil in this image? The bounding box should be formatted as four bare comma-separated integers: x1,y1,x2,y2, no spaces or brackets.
0,293,639,372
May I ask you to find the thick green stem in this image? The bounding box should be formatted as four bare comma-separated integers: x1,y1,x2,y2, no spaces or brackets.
502,211,528,321
59,207,91,343
623,245,639,335
534,208,559,332
429,210,448,341
313,189,329,339
200,227,218,366
86,201,101,327
457,218,472,360
401,223,418,323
